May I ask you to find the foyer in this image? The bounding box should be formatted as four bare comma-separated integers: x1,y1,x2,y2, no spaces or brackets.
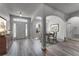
0,3,79,56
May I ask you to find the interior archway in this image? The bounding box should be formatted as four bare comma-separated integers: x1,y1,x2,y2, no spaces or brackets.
67,16,79,41
46,15,66,42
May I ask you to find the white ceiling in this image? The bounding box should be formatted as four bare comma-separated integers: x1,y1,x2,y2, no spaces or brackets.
46,3,79,14
4,3,42,17
2,3,79,17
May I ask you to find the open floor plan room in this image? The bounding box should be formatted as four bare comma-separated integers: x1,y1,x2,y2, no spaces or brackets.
1,3,79,56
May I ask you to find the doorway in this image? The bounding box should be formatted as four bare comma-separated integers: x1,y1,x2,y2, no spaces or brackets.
13,22,27,39
10,15,31,40
46,15,65,45
67,16,79,41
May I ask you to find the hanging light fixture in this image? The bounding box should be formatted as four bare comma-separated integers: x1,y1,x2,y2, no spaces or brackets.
19,11,22,17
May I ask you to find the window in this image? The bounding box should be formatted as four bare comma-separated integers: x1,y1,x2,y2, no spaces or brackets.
13,18,28,22
13,23,16,38
25,24,27,36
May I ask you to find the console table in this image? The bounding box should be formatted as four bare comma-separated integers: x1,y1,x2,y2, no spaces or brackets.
0,35,6,55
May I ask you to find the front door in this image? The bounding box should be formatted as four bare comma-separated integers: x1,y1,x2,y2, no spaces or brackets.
13,22,27,39
10,15,30,40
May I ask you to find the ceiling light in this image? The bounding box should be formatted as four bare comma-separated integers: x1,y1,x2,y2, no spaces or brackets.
20,14,22,17
19,11,22,17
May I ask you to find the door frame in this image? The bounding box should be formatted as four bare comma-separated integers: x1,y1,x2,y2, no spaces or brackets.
10,15,31,40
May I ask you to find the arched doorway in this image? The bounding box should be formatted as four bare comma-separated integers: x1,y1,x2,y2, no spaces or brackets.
67,16,79,41
46,15,66,45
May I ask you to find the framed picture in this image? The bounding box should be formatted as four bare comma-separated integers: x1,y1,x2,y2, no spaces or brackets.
50,24,59,32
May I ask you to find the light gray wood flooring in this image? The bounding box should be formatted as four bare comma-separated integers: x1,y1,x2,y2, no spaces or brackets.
5,39,43,56
47,40,79,56
4,39,79,56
